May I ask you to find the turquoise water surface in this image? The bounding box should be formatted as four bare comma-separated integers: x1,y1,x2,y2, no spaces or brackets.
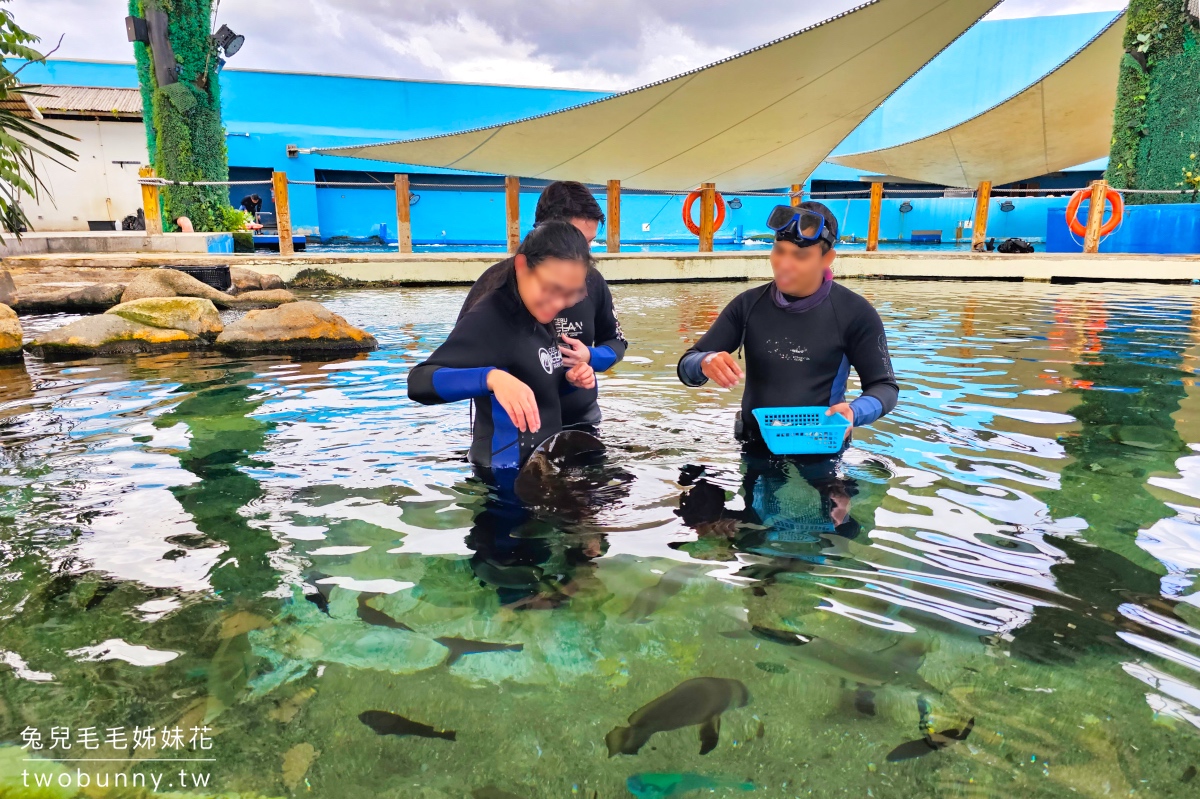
2,280,1199,798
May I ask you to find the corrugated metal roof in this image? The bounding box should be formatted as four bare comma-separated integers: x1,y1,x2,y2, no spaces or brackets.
33,85,143,119
0,89,42,119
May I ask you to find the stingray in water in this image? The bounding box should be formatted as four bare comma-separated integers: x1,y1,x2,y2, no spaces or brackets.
514,430,630,514
606,677,750,756
359,710,456,742
356,592,413,631
434,637,524,667
886,717,974,762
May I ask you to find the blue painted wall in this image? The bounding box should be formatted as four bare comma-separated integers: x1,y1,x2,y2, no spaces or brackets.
8,10,1126,242
316,185,1074,246
1047,202,1200,254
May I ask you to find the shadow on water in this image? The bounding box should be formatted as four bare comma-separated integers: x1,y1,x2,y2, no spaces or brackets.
3,283,1200,798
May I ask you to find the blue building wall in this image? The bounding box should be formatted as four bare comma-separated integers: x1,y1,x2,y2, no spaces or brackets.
9,10,1123,242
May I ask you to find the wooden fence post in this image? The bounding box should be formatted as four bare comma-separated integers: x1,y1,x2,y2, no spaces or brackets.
394,174,413,254
272,171,293,256
791,183,803,208
698,183,716,253
606,180,621,253
866,182,884,252
1083,179,1108,254
139,165,163,235
505,176,521,254
972,180,992,251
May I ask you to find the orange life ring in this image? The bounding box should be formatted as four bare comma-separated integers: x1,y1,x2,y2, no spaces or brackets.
1066,188,1123,238
683,190,726,236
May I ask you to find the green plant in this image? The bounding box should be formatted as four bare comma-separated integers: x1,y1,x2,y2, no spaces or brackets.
0,0,78,239
1182,153,1200,201
219,204,251,232
129,0,230,231
1106,1,1200,204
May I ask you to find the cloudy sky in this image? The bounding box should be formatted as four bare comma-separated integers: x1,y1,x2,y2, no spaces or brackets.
10,0,1127,90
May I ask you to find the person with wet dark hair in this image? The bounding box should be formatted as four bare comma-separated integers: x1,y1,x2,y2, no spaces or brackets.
677,201,898,452
460,181,627,431
408,221,598,473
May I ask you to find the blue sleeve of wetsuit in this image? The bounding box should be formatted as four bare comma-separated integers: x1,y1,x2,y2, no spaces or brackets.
678,351,711,387
589,345,618,372
849,396,885,427
430,367,494,402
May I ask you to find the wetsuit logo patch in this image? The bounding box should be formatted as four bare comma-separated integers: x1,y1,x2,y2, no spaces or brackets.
538,347,559,374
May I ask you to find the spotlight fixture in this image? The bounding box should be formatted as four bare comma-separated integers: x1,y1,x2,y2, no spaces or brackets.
727,198,743,210
899,201,913,213
125,16,148,44
213,24,245,58
1000,200,1016,212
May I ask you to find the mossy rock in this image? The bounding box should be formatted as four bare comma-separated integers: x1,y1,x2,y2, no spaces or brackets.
106,296,223,338
0,303,21,361
24,315,205,360
215,301,376,354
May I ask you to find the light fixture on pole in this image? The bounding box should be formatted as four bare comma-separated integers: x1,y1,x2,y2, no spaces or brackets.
213,24,245,58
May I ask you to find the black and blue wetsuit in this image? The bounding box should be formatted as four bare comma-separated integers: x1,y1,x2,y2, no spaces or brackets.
410,269,571,471
461,259,627,427
677,281,898,446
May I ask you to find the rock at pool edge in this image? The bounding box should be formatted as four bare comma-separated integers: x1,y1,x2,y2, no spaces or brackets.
25,315,205,360
106,297,223,338
0,303,22,361
215,301,377,354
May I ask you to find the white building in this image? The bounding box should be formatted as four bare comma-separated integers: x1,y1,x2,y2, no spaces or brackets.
22,86,148,232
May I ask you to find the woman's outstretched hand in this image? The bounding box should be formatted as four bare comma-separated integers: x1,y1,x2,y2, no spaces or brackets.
487,370,540,432
566,362,596,390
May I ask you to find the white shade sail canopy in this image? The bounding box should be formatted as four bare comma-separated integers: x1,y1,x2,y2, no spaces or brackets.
315,0,1003,191
828,11,1126,187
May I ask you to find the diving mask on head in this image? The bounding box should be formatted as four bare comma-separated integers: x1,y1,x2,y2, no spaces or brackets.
766,205,836,249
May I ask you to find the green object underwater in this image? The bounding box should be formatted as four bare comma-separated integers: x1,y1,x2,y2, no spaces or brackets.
626,772,755,798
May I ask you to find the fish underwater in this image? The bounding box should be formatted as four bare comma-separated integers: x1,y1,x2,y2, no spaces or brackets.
621,564,704,623
796,636,936,693
626,772,755,798
718,626,810,646
886,717,974,762
356,593,413,631
607,677,750,757
433,636,524,667
359,710,456,742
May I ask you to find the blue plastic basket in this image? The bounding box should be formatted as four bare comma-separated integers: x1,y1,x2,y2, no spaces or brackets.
752,407,851,455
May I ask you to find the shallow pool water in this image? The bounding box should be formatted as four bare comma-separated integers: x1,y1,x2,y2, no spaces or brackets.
2,280,1199,798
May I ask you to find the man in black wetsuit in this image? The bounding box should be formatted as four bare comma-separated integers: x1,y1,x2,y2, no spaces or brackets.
459,181,627,431
677,202,898,451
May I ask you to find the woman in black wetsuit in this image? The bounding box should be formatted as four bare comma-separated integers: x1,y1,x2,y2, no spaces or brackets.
407,221,598,474
459,182,627,431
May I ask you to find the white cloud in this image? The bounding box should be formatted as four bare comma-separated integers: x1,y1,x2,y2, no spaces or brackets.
8,0,1128,90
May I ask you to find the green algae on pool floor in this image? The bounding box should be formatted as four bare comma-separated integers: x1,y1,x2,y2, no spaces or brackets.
3,281,1200,798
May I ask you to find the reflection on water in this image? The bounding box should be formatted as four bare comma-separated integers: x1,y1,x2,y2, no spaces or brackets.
3,280,1200,798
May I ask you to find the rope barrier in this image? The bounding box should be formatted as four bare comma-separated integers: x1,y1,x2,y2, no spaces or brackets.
137,178,272,186
131,176,1200,197
1120,188,1196,195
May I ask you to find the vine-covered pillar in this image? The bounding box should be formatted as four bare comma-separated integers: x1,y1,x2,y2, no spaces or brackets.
1106,1,1200,204
128,0,230,231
